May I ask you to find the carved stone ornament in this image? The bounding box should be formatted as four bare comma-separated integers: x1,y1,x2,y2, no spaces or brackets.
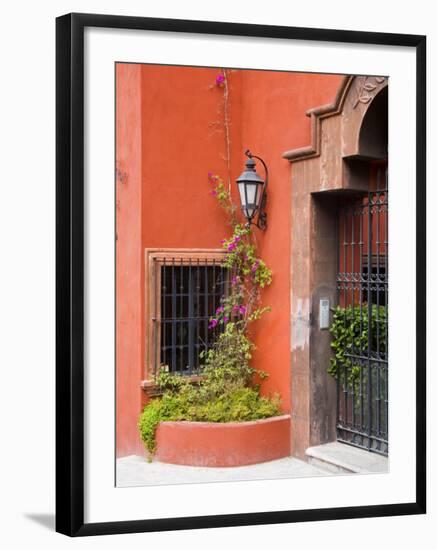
353,76,387,109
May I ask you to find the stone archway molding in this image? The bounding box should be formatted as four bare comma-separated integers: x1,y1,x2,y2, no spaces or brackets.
283,75,388,164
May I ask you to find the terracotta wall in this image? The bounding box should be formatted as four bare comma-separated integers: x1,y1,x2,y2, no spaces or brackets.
116,63,342,457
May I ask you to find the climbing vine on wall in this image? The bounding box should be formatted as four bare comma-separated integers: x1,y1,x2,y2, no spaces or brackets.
137,173,279,456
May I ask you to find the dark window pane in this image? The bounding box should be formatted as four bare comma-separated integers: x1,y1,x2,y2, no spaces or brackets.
157,262,227,374
362,264,387,306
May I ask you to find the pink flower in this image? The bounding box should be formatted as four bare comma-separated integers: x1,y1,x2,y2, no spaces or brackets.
231,276,239,286
208,318,218,329
239,305,247,315
216,74,225,86
211,190,217,196
216,306,224,314
223,316,229,323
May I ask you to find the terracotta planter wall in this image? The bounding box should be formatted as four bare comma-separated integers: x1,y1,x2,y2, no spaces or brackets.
154,414,291,467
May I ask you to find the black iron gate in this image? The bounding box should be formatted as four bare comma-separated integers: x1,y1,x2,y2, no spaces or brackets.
336,166,388,455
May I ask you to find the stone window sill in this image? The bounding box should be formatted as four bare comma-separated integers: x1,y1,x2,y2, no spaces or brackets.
141,375,203,397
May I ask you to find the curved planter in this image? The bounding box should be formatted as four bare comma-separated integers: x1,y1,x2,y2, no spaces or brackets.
154,414,291,467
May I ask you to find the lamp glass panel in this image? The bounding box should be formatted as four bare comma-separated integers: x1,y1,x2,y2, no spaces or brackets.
246,206,256,219
238,180,262,220
238,182,247,208
245,182,259,207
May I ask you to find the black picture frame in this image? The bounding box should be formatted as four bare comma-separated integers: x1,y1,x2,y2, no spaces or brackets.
56,12,426,537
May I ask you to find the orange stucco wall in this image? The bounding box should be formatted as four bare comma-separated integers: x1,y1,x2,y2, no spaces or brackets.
116,63,342,457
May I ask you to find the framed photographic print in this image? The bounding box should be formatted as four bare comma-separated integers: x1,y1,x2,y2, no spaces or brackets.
56,12,426,536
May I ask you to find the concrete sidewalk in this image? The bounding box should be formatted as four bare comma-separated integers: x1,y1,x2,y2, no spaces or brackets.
116,455,331,487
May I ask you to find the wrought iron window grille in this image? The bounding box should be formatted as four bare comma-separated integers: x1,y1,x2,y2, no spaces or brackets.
149,254,228,376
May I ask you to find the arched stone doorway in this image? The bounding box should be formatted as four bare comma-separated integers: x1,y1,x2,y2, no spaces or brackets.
283,75,388,459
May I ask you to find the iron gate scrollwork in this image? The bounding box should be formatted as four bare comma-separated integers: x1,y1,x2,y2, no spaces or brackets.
335,166,388,455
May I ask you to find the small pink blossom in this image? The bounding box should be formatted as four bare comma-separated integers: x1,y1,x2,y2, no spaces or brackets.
231,276,239,286
216,74,225,86
208,318,218,329
216,306,224,314
231,304,247,316
223,316,229,323
251,260,260,273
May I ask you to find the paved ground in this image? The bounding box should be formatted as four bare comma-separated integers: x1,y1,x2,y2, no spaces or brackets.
116,455,332,487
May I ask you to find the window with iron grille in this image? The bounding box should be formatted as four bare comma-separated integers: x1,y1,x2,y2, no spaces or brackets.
147,251,228,376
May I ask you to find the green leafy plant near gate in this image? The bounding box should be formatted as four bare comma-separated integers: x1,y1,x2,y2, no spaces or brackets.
138,172,281,457
329,304,387,389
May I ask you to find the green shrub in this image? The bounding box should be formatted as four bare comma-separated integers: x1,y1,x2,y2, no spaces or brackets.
329,304,387,387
